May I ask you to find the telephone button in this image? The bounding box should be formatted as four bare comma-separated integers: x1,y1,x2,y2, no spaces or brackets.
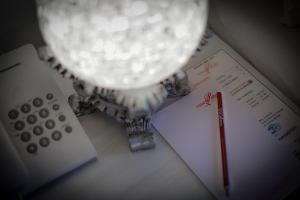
51,131,62,141
46,93,54,100
14,120,25,131
39,108,49,118
65,126,72,133
45,119,55,129
27,143,38,154
58,115,66,122
33,97,43,107
52,104,60,111
20,132,31,142
27,114,37,124
39,137,50,147
21,103,31,113
33,125,44,136
8,109,19,119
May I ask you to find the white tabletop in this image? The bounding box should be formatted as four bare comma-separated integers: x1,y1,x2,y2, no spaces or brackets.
24,67,214,200
27,112,214,200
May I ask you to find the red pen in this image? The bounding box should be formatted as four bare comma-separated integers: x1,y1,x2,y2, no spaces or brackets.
216,92,230,196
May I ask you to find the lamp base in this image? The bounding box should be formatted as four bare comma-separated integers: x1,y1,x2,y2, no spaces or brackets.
38,46,191,152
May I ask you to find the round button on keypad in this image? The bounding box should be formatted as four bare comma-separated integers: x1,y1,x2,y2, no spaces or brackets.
39,137,50,147
27,143,38,154
58,115,66,122
33,98,43,107
27,114,37,124
46,93,54,100
21,103,31,113
39,108,49,118
51,131,62,141
14,120,25,131
20,132,31,142
33,125,44,136
52,104,60,111
8,109,19,120
65,126,72,133
45,119,55,129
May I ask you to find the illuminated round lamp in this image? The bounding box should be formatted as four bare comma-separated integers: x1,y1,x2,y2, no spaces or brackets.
36,0,208,90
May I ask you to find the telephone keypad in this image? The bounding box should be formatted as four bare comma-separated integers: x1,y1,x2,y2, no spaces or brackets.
8,92,74,154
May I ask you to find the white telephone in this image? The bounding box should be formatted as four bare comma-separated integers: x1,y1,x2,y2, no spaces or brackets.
0,44,97,196
0,121,29,194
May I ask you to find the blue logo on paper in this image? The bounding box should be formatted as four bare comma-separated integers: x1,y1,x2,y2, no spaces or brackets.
268,123,281,134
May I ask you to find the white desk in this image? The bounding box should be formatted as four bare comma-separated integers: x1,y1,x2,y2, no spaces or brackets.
26,112,214,200
25,69,214,200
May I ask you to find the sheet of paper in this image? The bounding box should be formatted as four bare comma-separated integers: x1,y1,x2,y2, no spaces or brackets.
152,50,300,200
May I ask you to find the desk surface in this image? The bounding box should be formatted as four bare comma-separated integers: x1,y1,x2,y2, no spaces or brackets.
25,69,214,200
27,112,214,200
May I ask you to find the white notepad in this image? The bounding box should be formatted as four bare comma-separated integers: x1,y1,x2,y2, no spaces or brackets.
152,50,300,200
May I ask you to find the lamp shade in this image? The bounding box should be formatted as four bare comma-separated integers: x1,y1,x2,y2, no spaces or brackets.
37,0,208,90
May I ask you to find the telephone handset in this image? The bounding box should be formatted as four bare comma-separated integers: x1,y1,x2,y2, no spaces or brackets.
0,44,96,195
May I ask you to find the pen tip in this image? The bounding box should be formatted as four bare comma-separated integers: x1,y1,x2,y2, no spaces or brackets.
225,186,230,197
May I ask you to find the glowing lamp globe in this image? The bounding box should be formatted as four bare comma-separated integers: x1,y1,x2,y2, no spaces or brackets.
37,0,208,90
